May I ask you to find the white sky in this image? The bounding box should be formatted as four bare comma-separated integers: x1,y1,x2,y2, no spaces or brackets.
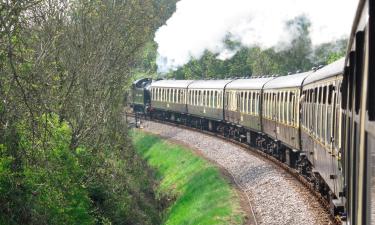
154,0,358,73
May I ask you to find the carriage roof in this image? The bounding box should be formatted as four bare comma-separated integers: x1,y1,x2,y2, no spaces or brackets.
226,77,275,90
263,72,312,89
150,80,194,88
303,58,345,85
188,80,233,89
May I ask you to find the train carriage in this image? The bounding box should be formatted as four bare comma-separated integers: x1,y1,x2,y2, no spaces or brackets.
262,72,311,152
301,58,345,210
187,80,231,122
341,0,375,224
149,80,194,120
225,77,274,132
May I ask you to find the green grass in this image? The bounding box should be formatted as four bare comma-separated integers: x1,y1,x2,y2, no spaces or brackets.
132,131,244,225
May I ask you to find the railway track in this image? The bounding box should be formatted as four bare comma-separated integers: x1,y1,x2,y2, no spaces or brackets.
127,112,339,225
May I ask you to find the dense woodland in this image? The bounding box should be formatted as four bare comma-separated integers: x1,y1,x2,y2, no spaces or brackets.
133,16,347,80
0,0,177,224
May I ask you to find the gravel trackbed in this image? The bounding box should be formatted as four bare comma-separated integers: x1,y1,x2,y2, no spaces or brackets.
138,120,331,225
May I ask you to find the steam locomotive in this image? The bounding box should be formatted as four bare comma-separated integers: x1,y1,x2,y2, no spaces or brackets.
131,0,374,224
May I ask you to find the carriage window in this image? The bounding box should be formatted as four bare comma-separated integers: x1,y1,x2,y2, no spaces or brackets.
263,93,267,117
196,90,198,105
207,90,209,107
204,90,207,106
255,92,258,114
270,93,274,119
194,90,196,105
267,93,271,118
218,91,221,108
270,92,273,118
193,90,195,105
253,92,256,114
192,90,194,105
237,92,240,112
318,87,322,104
256,93,260,115
286,91,290,124
322,86,327,104
205,90,208,106
250,91,253,114
191,90,194,105
328,85,334,105
268,93,272,118
197,90,200,106
208,90,211,107
280,92,284,122
283,92,287,123
240,92,243,112
216,91,220,108
227,92,231,110
290,92,295,125
196,90,202,106
277,92,281,121
348,51,355,110
206,90,210,107
355,31,364,114
213,91,216,108
370,1,375,120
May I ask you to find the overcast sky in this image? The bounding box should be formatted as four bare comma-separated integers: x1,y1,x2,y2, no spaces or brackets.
154,0,358,73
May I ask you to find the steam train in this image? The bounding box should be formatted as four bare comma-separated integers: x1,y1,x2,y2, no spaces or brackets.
131,0,374,224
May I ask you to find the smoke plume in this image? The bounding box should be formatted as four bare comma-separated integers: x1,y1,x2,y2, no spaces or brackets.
155,0,357,73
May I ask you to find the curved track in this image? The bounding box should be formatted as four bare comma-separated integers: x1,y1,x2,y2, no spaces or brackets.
128,114,335,225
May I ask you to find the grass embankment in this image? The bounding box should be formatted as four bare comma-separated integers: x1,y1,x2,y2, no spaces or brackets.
132,131,244,225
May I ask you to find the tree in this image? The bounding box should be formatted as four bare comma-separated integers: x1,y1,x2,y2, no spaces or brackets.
0,0,171,224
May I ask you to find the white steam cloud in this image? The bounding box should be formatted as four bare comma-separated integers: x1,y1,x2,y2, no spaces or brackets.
155,0,358,73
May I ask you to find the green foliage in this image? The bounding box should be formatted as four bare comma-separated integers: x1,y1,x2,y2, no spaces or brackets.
132,131,244,225
1,0,178,224
0,114,94,225
0,113,162,225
